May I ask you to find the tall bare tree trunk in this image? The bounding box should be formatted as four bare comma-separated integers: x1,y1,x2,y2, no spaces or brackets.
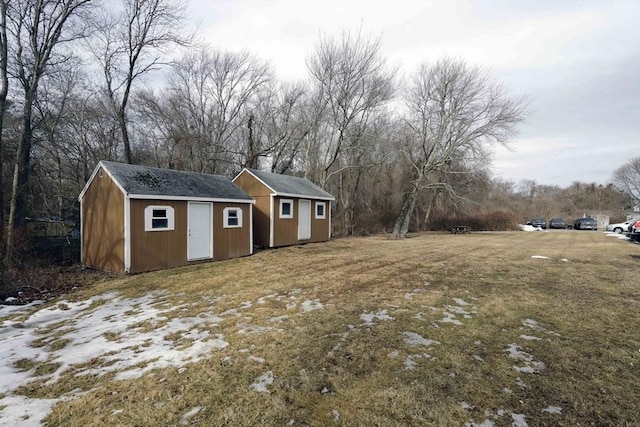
6,89,36,262
391,184,419,239
0,0,8,291
117,107,133,164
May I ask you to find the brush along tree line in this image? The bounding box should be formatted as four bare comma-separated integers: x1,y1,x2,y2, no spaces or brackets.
0,1,637,289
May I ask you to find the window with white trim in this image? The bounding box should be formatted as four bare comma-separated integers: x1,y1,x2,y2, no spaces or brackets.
144,205,174,231
223,207,243,228
315,202,326,219
280,199,293,219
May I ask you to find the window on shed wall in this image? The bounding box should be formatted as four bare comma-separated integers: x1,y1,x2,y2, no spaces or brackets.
315,202,326,219
223,207,243,228
144,206,175,231
280,199,293,219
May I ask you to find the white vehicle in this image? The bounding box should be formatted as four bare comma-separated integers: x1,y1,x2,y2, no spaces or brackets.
606,220,635,234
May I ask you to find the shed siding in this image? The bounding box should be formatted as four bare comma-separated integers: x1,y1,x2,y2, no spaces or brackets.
234,169,332,248
82,167,125,272
129,199,188,273
311,201,330,242
213,203,252,261
234,171,271,247
273,196,299,247
252,195,271,247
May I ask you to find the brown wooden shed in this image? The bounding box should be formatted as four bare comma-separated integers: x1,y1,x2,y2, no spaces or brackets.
233,168,335,248
79,161,254,273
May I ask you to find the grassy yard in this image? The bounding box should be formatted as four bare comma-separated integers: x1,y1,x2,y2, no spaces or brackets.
2,231,639,426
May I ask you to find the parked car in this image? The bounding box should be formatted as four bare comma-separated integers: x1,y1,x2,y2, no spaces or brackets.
633,220,640,233
574,217,598,230
529,218,546,229
548,218,566,229
606,220,635,234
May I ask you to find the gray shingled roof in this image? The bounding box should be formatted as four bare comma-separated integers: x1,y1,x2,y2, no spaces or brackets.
102,161,253,201
246,168,335,200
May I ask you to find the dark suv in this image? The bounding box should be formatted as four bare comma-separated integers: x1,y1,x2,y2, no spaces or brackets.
530,218,546,229
549,218,566,229
574,217,598,230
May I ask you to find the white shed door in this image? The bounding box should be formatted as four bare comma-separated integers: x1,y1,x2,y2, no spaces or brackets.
298,199,311,240
188,202,212,260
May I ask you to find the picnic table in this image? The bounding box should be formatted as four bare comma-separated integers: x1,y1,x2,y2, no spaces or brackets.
451,225,470,234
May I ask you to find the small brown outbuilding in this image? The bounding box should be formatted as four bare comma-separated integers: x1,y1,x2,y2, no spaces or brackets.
79,161,254,273
233,168,335,248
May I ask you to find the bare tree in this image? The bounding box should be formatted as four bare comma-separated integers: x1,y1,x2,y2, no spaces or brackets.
306,30,395,234
0,0,8,289
136,47,272,174
90,0,190,164
392,58,527,238
613,157,640,204
5,0,91,260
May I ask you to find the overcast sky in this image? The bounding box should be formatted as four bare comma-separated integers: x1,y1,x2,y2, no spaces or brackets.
189,0,640,187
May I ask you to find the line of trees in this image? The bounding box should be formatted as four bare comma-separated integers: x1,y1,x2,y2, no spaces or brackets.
0,0,636,295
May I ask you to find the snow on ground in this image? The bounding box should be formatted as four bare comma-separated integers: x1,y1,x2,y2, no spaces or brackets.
518,224,544,232
0,291,229,425
0,289,331,425
360,309,394,326
300,299,323,312
604,232,630,240
249,370,274,393
505,343,546,373
531,255,550,259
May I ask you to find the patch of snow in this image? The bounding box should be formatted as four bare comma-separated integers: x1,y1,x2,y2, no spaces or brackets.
248,355,265,364
331,409,340,422
518,224,542,232
300,299,323,312
505,344,546,373
403,353,436,369
250,371,274,393
360,309,394,326
388,350,399,358
465,420,495,427
460,402,474,410
445,305,473,316
112,409,123,415
439,311,463,325
236,322,281,335
0,291,232,425
180,406,202,425
531,255,550,259
511,413,528,427
321,387,330,394
403,332,439,346
519,335,542,341
473,355,484,361
0,394,61,427
541,406,562,414
453,298,470,306
502,387,512,394
268,315,289,323
522,319,544,331
522,318,560,336
404,356,418,370
0,300,45,318
561,259,569,262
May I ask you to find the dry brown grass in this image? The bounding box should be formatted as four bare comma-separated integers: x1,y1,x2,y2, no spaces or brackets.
9,231,640,426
